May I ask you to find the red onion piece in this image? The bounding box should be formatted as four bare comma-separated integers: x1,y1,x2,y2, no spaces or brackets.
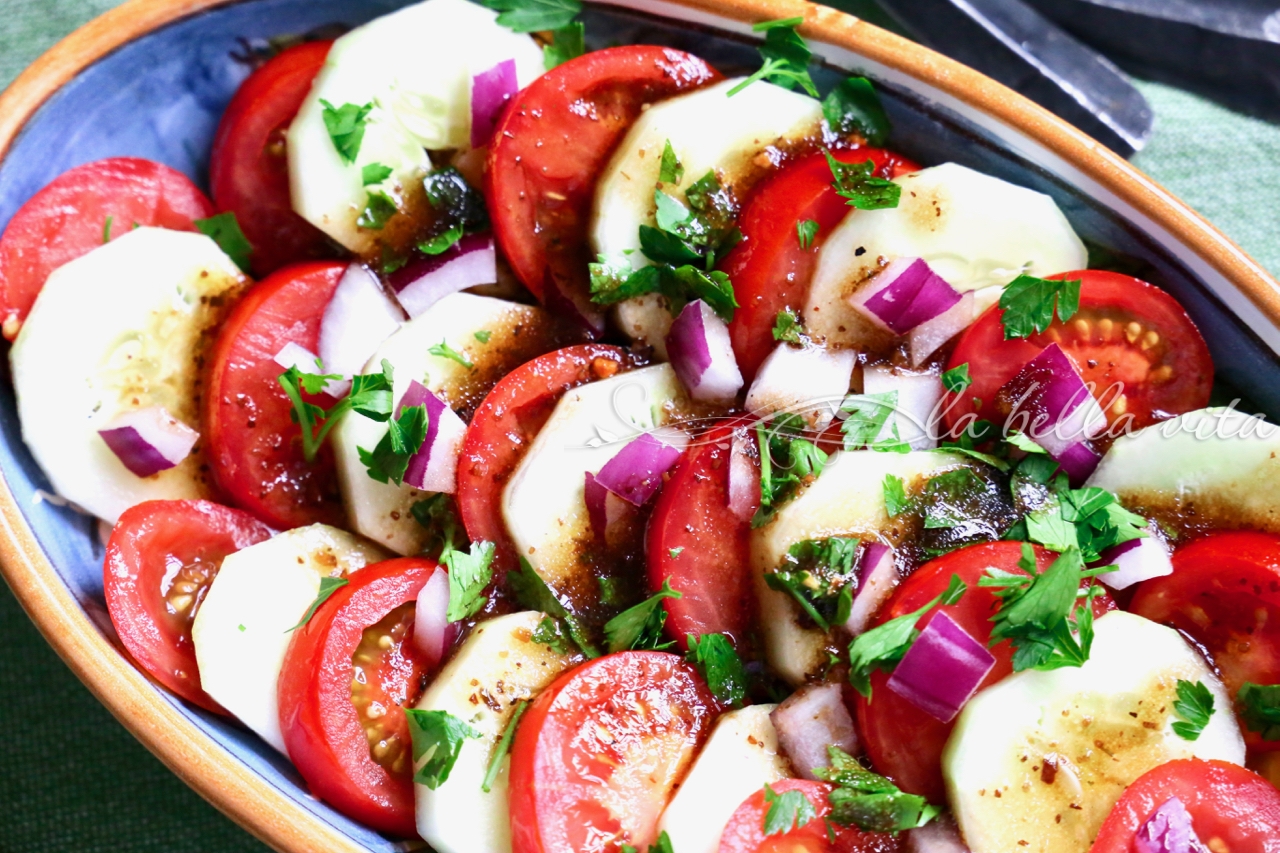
470,59,518,148
1136,797,1210,853
1051,439,1102,487
910,291,975,367
771,682,859,780
387,233,496,318
886,610,996,723
666,299,744,402
542,269,606,338
906,816,971,853
849,257,963,335
399,381,466,494
98,407,199,478
593,428,689,507
844,542,898,637
273,342,348,397
413,566,454,669
745,343,857,429
319,263,404,380
584,471,632,545
999,343,1107,456
726,433,761,523
862,365,944,450
1097,535,1172,590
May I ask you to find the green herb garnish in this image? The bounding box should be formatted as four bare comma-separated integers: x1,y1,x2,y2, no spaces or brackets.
194,212,254,273
998,274,1081,339
405,709,481,789
319,100,373,165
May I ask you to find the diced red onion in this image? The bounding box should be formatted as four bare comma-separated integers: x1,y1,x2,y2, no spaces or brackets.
584,471,632,544
886,610,996,723
319,263,404,381
593,428,689,507
844,542,898,637
666,299,744,402
910,291,975,367
906,816,971,853
542,270,606,338
745,343,857,430
470,59,518,148
848,257,963,335
1135,797,1210,853
1097,535,1172,590
726,433,760,523
273,342,348,397
770,682,859,780
387,233,496,318
1052,439,1102,487
98,407,199,478
862,365,944,450
999,343,1107,459
399,381,466,494
413,566,454,668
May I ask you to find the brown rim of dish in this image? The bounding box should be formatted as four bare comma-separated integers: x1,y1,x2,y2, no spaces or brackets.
1,0,1278,851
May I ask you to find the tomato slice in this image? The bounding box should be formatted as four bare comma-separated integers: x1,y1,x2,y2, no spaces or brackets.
0,157,214,340
943,270,1213,435
1090,758,1280,852
717,779,901,853
277,556,436,837
1130,531,1280,752
103,499,274,712
209,42,336,276
456,344,647,576
486,46,718,304
721,148,919,382
646,420,755,647
203,261,347,529
854,541,1115,801
509,651,716,853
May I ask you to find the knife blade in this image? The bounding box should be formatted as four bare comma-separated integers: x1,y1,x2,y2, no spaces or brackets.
857,0,1154,156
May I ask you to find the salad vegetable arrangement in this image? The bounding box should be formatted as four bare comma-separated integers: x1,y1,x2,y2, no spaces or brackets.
7,0,1280,850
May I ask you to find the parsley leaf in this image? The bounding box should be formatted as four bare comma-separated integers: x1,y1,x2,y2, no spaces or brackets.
1238,682,1280,741
668,547,684,559
1020,478,1149,562
765,537,860,632
194,212,254,273
474,330,492,343
509,558,600,658
481,699,529,793
753,415,828,528
532,616,572,654
728,18,817,97
358,401,428,486
424,166,490,234
883,474,908,517
686,633,748,708
604,579,681,652
825,152,901,210
411,494,467,559
102,215,113,244
419,223,463,255
658,140,684,185
361,162,393,186
796,219,819,249
278,360,395,462
589,258,738,323
319,100,373,165
404,709,481,789
477,0,581,32
285,576,348,632
442,541,496,622
817,747,941,832
998,274,1082,339
429,339,474,369
941,363,971,395
543,21,585,70
840,392,898,451
357,190,398,230
822,76,890,146
763,785,816,835
848,574,966,697
772,308,805,344
1171,679,1215,741
622,832,675,853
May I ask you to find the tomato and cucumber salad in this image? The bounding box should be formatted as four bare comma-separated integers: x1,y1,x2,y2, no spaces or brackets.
9,1,1280,851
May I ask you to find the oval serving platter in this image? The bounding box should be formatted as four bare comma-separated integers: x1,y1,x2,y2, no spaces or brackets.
1,0,1279,851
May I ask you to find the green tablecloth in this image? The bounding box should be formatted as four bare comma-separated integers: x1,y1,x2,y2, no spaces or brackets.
1,1,1278,850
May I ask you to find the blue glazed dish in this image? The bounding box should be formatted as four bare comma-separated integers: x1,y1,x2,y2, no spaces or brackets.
0,0,1277,850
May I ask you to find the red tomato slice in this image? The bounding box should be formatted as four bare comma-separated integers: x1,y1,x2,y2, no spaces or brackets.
854,542,1115,801
943,270,1213,435
1090,759,1280,853
204,261,347,529
277,556,436,837
0,157,214,340
103,500,274,712
209,42,336,276
509,651,717,853
1131,531,1280,752
486,46,719,303
721,148,919,382
718,779,901,853
456,344,647,576
646,420,755,648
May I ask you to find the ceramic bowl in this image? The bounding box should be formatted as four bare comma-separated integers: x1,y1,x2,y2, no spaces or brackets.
1,0,1278,851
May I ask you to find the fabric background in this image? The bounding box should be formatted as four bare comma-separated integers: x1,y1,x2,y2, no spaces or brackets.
0,0,1276,851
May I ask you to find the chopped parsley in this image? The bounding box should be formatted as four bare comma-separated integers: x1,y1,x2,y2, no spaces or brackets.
358,402,428,485
411,494,467,559
404,709,481,789
941,363,971,394
883,474,908,517
658,140,684,185
361,162,393,186
825,152,901,210
603,579,681,653
1171,679,1215,741
763,784,816,835
817,746,941,832
728,18,817,97
772,308,805,344
822,76,890,147
429,339,474,369
1020,476,1148,562
621,831,675,853
319,99,373,165
424,166,490,234
285,576,348,633
765,537,860,632
194,212,254,273
278,359,395,462
442,541,496,622
1238,682,1280,741
531,616,573,654
543,21,585,70
102,215,113,244
796,219,819,249
753,414,828,528
419,223,464,255
357,189,398,230
685,632,749,708
481,700,529,793
509,558,600,658
840,392,908,452
474,330,492,343
998,274,1081,339
848,574,966,697
476,0,581,32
